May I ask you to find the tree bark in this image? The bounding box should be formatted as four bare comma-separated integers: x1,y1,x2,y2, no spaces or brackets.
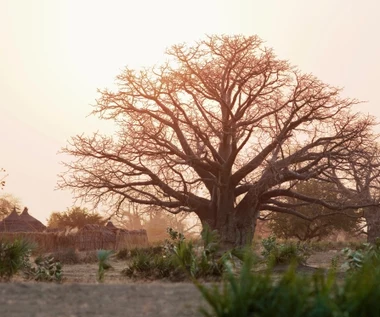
364,206,380,243
197,203,260,249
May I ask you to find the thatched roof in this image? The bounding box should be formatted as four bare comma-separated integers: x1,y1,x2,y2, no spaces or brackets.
0,208,32,232
19,207,46,232
0,207,46,232
105,220,118,230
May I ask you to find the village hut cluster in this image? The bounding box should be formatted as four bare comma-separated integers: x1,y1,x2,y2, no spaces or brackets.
0,207,148,252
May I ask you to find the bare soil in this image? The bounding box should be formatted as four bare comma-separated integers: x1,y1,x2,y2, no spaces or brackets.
0,251,339,317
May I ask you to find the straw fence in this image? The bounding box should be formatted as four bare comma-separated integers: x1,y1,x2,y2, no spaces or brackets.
0,228,148,252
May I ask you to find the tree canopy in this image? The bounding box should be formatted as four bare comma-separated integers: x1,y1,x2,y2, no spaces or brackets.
268,180,360,241
47,207,105,229
59,35,377,247
0,194,22,221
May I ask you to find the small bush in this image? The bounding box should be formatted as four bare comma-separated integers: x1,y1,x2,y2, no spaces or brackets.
116,248,129,260
122,248,184,281
24,255,63,282
130,245,163,257
261,236,310,266
123,227,228,281
341,238,380,272
169,226,225,279
0,239,33,281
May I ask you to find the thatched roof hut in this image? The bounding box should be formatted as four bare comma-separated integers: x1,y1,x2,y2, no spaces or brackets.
0,208,32,232
0,207,46,232
105,220,118,231
19,207,46,232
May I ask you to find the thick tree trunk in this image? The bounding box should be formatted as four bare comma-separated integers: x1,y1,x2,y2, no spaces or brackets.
364,206,380,243
198,205,260,249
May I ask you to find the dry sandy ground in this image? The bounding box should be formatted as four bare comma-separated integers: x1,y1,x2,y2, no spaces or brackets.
0,250,338,317
0,282,205,317
1,260,207,317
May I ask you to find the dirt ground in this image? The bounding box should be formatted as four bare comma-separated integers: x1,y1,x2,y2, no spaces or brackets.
0,282,205,317
0,251,339,317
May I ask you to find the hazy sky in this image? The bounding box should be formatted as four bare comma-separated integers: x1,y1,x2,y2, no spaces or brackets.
1,0,379,223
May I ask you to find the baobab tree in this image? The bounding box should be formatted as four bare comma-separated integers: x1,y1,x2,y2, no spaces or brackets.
328,143,380,243
59,35,376,247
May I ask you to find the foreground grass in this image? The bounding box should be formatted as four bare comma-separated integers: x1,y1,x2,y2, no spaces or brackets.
196,254,380,317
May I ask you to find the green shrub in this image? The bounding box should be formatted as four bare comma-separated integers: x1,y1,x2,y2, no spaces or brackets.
261,236,310,266
168,226,226,279
123,227,228,281
197,251,380,317
24,255,63,282
341,238,380,272
0,239,33,281
122,248,184,280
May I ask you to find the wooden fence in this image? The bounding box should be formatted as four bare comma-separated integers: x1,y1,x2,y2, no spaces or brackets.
0,229,149,252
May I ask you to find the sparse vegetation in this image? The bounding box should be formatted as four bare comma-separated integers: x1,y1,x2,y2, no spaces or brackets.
123,227,228,281
197,250,380,317
341,238,380,272
0,238,33,281
260,236,310,266
24,255,63,282
122,246,183,280
48,248,98,264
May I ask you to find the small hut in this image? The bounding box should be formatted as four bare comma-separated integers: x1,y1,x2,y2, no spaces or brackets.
0,207,46,232
0,208,31,232
19,207,46,232
105,220,118,231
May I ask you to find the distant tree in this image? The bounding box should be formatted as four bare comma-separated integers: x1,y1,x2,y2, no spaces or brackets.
327,143,380,243
0,194,22,220
268,180,360,241
47,207,106,229
114,202,201,241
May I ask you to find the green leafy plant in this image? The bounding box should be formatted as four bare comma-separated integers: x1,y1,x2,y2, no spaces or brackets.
122,248,183,280
196,250,380,317
24,255,62,282
97,249,114,282
261,236,310,266
0,239,33,281
169,226,225,279
341,238,380,272
123,227,227,281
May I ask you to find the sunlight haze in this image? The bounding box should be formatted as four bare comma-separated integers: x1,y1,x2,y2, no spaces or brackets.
1,0,379,223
